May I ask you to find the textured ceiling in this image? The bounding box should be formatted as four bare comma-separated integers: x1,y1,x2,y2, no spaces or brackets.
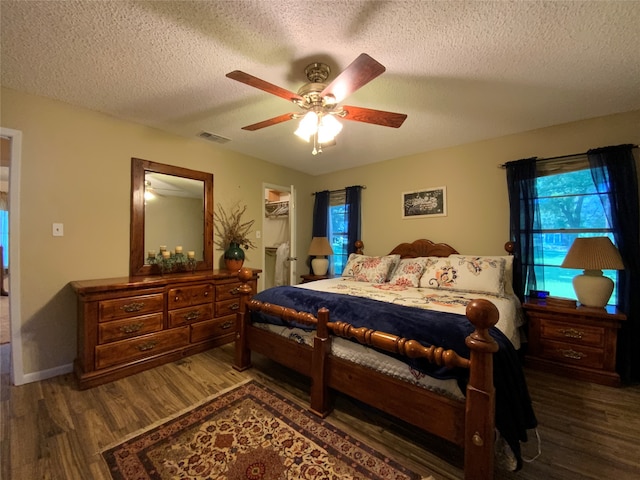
2,0,639,175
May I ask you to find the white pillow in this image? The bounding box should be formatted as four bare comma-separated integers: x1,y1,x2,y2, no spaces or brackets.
342,254,400,283
419,255,506,296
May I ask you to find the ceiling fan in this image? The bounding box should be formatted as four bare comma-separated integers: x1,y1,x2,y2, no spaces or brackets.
226,53,407,155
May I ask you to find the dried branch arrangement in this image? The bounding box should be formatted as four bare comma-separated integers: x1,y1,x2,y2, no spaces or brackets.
214,202,256,251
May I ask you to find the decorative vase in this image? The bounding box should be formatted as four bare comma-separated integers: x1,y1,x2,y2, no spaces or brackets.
224,242,245,272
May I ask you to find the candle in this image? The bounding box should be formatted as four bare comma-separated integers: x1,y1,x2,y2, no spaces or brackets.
159,245,167,252
148,250,156,258
187,251,195,259
175,246,183,254
162,250,171,258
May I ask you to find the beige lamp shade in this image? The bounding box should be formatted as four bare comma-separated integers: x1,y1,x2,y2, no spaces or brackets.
308,237,333,276
561,237,624,307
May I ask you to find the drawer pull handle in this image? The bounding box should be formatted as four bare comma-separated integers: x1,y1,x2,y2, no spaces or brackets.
137,341,157,352
230,303,240,311
120,322,144,334
184,311,201,321
221,321,233,330
230,287,240,295
559,348,586,360
560,328,584,339
175,296,180,302
121,302,144,313
204,291,209,296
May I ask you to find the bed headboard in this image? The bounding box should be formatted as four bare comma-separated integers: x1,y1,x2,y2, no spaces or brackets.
388,239,459,258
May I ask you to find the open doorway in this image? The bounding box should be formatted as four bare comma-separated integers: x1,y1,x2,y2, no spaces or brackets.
0,136,10,346
262,184,296,289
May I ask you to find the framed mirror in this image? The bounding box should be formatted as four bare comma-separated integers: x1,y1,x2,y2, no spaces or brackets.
130,158,213,276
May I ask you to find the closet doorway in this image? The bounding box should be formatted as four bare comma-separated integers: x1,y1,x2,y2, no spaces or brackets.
262,184,296,289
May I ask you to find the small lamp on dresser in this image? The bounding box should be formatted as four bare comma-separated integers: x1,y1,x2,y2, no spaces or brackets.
308,236,334,276
561,236,625,308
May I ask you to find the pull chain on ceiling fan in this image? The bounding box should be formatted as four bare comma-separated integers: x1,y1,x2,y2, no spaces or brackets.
226,53,407,155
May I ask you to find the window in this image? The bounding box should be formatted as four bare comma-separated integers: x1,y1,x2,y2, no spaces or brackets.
533,164,618,303
328,191,348,275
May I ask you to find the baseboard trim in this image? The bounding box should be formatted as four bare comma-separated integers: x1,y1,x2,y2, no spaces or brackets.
21,362,74,385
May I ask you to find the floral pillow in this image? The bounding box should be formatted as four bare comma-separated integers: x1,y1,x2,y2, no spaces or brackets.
388,258,429,287
419,255,506,296
342,254,400,283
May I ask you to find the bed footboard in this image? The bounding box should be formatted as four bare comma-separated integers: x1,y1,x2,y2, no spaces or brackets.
234,268,500,480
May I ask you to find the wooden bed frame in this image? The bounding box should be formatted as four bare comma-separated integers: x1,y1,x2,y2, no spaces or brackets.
234,239,509,479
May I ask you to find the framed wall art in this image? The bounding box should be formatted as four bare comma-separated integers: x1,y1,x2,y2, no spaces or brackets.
402,186,447,219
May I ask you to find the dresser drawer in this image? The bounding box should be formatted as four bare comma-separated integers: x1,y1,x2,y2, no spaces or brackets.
95,327,189,369
538,339,604,369
98,293,164,322
98,313,163,344
216,298,241,317
215,282,243,301
168,284,213,309
190,317,236,343
539,319,605,347
168,304,214,328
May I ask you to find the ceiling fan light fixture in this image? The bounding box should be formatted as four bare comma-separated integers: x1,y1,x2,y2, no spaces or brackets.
317,114,342,144
294,111,318,142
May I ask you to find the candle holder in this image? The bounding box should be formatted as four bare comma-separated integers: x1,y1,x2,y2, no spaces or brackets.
147,250,197,274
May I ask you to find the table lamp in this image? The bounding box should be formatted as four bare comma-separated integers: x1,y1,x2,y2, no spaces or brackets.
308,237,334,276
560,237,625,307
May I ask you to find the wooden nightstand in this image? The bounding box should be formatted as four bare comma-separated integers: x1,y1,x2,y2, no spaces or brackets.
300,273,332,283
523,297,626,387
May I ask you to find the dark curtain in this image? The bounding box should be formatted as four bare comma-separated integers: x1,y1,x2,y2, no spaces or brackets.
312,190,330,237
345,186,362,254
587,144,640,383
505,157,540,301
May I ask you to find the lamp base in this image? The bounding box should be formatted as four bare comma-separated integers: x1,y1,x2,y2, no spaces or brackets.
311,257,329,276
573,269,614,308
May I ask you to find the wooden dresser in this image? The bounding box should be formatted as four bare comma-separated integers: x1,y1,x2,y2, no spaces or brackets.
72,269,260,389
523,297,626,387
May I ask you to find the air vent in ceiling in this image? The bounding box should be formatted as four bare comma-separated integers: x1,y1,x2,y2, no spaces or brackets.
197,131,231,144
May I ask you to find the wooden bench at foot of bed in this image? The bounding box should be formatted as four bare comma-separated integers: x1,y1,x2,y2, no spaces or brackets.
233,268,500,480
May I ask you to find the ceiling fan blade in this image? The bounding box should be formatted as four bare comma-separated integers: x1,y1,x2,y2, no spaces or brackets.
320,53,386,103
241,113,296,131
342,105,407,128
226,70,304,103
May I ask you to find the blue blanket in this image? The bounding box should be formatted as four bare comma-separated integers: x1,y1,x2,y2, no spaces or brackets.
251,286,538,469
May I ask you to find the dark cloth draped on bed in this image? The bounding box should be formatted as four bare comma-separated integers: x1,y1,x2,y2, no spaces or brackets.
251,286,538,468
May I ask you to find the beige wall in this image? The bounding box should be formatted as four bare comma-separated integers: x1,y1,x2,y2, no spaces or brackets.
2,84,639,381
312,110,640,257
0,87,312,377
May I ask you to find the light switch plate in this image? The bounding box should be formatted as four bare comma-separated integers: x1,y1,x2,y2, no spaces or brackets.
52,223,64,236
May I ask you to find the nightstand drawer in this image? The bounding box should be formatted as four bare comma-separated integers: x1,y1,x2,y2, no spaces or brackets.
538,340,604,369
539,319,605,347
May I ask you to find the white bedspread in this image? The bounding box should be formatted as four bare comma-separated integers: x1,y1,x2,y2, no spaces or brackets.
296,277,524,349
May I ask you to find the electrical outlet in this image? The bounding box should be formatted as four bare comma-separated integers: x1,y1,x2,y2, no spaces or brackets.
52,223,64,236
256,230,261,239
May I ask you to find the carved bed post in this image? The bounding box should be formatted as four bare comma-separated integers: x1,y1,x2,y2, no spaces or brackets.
233,267,254,371
310,307,332,417
463,299,499,480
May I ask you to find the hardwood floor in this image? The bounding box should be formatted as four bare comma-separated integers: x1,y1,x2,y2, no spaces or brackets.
1,342,639,479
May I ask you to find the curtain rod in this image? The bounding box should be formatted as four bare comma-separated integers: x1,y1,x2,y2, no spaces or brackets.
499,144,638,168
311,185,367,195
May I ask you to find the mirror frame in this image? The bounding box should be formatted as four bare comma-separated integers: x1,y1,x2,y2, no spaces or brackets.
130,158,214,276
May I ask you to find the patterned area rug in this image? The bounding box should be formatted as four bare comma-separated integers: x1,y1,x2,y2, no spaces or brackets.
102,379,434,480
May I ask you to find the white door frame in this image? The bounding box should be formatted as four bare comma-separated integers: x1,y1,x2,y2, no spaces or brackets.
1,127,25,385
261,183,296,290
